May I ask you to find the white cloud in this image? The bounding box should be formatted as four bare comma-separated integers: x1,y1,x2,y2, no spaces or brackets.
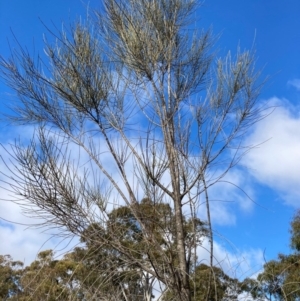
194,169,256,226
288,79,300,91
0,180,79,264
241,97,300,206
197,238,264,280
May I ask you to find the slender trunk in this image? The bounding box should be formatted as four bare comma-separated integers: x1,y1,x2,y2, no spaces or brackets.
164,54,191,301
203,177,215,301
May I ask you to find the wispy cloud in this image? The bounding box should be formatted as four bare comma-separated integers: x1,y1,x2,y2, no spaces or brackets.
287,79,300,91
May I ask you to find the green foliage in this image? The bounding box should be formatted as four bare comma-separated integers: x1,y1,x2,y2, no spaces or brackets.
0,254,23,299
162,264,241,301
79,198,208,300
290,210,300,252
243,254,300,301
192,264,241,301
19,249,77,301
1,250,243,301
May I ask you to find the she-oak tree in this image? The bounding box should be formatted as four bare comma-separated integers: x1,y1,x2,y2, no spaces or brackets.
0,0,265,300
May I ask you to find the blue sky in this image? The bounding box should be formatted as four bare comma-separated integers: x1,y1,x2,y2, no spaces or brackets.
1,0,300,278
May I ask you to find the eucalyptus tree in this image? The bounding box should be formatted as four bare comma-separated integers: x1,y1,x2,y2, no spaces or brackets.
0,254,23,299
19,248,128,301
80,198,207,300
163,263,242,301
0,0,264,300
17,250,74,301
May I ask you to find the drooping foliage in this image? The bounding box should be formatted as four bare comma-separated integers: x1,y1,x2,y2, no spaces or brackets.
0,0,265,300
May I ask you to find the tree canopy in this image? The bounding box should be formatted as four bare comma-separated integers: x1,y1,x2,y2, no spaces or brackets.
0,0,265,300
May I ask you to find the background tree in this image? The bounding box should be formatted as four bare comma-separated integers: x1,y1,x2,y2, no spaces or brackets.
191,264,241,301
80,198,208,300
0,0,264,300
1,249,244,301
18,249,77,301
242,210,300,301
0,254,23,299
3,248,129,301
163,263,241,301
